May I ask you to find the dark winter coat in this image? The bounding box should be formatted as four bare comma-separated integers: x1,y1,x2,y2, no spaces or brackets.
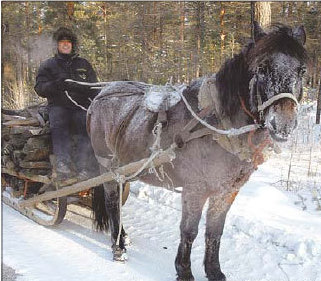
34,53,98,109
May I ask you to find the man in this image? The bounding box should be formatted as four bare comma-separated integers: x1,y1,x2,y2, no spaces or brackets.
34,27,98,181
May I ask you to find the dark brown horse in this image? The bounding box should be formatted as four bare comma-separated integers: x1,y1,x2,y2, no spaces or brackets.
88,23,307,281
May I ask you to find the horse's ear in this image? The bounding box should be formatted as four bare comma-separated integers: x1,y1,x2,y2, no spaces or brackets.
253,21,266,42
292,25,306,45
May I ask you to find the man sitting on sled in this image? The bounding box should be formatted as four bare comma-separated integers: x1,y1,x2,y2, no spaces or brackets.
34,27,98,181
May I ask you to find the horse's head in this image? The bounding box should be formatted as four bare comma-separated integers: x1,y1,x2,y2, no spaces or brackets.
248,23,308,142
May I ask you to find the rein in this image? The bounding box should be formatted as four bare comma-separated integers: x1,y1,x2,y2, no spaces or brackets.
178,87,261,136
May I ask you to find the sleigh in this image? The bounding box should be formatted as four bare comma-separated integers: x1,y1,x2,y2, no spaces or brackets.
1,80,272,227
1,104,164,226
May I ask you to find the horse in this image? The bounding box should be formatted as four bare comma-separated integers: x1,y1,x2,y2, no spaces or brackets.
87,23,307,281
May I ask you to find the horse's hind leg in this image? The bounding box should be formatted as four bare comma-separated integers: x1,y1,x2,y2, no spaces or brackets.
204,194,233,281
102,178,128,262
175,189,208,281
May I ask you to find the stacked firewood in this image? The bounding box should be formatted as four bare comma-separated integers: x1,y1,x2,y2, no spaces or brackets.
1,103,52,182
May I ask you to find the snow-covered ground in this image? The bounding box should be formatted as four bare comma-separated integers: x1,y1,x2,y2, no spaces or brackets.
2,102,321,281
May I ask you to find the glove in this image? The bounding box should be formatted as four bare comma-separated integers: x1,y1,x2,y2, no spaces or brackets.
54,73,70,92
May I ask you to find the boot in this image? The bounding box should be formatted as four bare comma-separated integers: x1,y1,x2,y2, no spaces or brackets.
78,169,90,181
56,160,73,181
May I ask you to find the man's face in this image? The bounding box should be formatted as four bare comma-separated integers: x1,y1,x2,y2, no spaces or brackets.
58,40,72,54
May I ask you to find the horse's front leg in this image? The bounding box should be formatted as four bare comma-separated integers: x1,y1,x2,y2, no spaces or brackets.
175,189,208,281
204,194,234,281
102,179,128,262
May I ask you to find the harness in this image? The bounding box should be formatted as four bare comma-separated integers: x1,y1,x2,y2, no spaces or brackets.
175,76,299,167
71,79,298,167
250,74,299,124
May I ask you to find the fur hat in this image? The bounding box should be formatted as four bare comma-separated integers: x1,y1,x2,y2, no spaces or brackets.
53,27,77,52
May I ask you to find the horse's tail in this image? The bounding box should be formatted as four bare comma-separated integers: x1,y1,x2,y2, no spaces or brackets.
92,184,109,231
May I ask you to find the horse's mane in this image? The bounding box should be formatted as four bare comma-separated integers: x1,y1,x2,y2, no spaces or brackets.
215,24,308,117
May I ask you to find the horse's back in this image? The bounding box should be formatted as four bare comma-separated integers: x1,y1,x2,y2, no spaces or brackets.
88,82,158,164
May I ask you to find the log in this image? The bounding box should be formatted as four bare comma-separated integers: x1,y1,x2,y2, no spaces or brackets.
35,113,46,126
7,135,30,150
3,118,40,127
19,161,51,169
23,135,51,150
1,104,52,184
22,136,51,161
12,150,25,165
1,126,11,139
1,108,31,117
19,145,177,208
23,148,50,162
19,169,51,176
2,167,51,184
2,114,27,121
10,126,40,135
2,157,15,170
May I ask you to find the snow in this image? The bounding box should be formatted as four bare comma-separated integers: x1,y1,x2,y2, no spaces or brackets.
143,84,183,112
2,102,321,281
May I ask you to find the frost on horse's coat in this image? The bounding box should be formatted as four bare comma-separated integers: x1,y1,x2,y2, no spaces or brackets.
88,23,307,281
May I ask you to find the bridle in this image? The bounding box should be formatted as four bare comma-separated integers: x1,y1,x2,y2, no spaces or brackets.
248,74,299,125
257,92,299,115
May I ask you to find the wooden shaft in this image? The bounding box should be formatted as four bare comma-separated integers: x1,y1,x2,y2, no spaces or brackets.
19,146,177,208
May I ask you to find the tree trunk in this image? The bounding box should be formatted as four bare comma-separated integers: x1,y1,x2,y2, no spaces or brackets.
153,2,157,42
251,2,255,40
37,3,42,35
102,3,112,77
25,2,32,86
220,3,225,65
139,3,147,82
195,2,205,78
67,2,74,21
255,2,271,28
316,76,321,124
178,1,185,83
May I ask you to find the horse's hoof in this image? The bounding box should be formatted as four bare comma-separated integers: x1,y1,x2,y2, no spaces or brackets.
208,272,226,281
113,252,128,263
123,234,131,246
176,275,195,281
112,246,128,263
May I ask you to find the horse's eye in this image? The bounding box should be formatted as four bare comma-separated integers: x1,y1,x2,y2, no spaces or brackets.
257,62,270,75
257,66,266,74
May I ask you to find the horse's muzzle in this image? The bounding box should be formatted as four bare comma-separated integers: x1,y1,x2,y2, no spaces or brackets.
265,98,298,142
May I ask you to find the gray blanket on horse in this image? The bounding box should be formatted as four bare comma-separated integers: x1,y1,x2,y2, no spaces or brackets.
94,81,182,112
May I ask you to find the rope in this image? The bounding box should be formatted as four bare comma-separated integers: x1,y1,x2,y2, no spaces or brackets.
247,130,272,169
65,90,88,111
64,79,152,90
178,87,260,136
113,173,125,247
113,122,166,247
240,97,258,122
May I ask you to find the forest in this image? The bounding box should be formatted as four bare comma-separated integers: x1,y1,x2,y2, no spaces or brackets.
1,1,321,111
